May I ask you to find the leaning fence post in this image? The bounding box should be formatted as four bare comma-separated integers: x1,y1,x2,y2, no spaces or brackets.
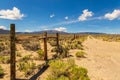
10,24,16,80
56,33,59,54
43,32,47,60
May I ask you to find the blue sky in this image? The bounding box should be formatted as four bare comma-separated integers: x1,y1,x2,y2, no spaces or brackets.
0,0,120,33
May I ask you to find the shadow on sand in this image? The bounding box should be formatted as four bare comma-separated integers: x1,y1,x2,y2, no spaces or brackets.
16,65,49,80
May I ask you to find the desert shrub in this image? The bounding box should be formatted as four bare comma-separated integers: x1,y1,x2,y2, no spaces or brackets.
20,55,32,62
0,56,10,64
66,40,84,50
0,41,10,56
22,40,40,51
16,51,22,57
37,63,48,70
78,37,87,43
67,43,83,50
68,66,89,80
48,40,57,47
0,50,10,56
46,59,90,80
0,65,4,78
37,49,44,59
0,42,5,51
18,61,36,77
46,75,69,80
1,41,10,49
75,51,86,58
59,45,69,57
92,34,120,42
37,64,43,70
51,45,69,58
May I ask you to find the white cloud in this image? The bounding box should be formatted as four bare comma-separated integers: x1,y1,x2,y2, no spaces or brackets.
0,26,6,30
44,28,49,30
38,20,79,30
60,20,79,25
50,14,55,18
54,27,67,32
78,9,93,21
104,9,120,20
25,29,31,32
0,7,24,20
65,16,68,20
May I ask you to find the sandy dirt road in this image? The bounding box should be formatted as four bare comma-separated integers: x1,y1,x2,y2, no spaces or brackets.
75,37,120,80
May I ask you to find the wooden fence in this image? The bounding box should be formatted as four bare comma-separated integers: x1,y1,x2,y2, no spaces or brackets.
9,24,77,80
10,24,60,80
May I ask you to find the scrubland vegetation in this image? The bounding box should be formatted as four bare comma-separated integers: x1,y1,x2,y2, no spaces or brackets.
75,51,86,58
91,34,120,42
46,59,90,80
1,33,120,80
0,65,4,78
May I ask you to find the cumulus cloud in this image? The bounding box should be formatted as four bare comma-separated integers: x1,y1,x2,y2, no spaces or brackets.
78,9,93,21
25,29,31,32
0,7,24,20
65,16,68,20
0,26,6,30
54,27,67,32
104,9,120,20
50,14,55,18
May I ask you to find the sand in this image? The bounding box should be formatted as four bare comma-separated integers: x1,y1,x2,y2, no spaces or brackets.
1,37,120,80
75,37,120,80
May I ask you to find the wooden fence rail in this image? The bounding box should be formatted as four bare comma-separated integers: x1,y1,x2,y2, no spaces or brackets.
9,24,76,80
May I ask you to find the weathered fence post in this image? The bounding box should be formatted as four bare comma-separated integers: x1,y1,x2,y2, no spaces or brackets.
43,32,47,60
56,33,59,54
10,24,16,80
74,34,76,40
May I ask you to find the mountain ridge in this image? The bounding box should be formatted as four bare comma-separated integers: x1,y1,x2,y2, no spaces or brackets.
0,29,106,34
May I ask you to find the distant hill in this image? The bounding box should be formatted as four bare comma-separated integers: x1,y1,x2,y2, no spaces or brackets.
0,29,10,34
0,29,105,34
31,30,68,34
0,29,67,34
16,30,68,34
76,32,106,34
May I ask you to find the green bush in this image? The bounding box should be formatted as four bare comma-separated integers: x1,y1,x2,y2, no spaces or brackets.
75,51,86,58
0,56,10,64
59,45,69,57
0,50,10,56
46,75,69,80
51,45,69,58
37,49,44,59
49,40,57,47
18,61,36,77
78,37,87,43
22,40,40,51
68,66,89,80
0,41,10,56
20,55,32,62
37,64,43,69
0,65,4,78
66,40,84,50
16,51,22,57
46,59,90,80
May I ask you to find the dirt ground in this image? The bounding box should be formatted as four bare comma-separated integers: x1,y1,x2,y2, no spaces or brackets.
75,37,120,80
1,37,120,80
39,37,120,80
